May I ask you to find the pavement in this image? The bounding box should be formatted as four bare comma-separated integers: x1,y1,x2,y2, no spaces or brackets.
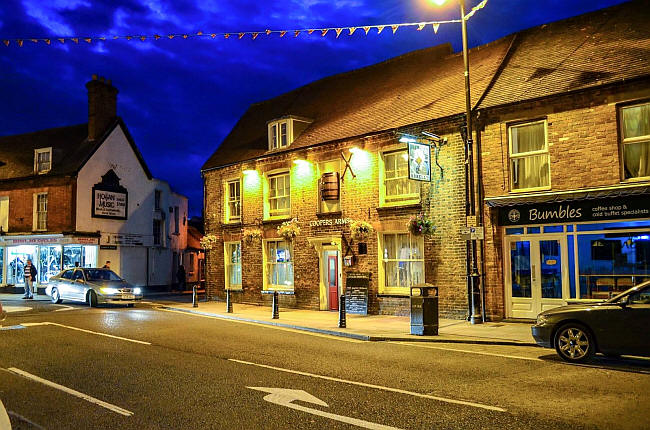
157,299,537,346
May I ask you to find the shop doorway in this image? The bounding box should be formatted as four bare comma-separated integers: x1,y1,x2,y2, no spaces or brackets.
505,235,567,319
321,247,341,311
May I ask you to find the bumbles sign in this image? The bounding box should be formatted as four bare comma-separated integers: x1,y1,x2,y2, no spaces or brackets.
92,169,128,220
498,195,650,226
408,142,431,182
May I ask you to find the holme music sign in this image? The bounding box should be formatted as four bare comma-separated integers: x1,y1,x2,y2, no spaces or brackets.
498,195,649,226
92,169,128,220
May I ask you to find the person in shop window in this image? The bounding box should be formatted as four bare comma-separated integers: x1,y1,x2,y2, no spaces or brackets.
22,259,37,300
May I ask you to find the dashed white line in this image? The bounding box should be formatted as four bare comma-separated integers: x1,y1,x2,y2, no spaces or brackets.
229,358,506,412
5,368,133,417
19,322,150,345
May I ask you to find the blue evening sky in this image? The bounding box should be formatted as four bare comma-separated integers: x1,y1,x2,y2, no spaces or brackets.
0,0,629,216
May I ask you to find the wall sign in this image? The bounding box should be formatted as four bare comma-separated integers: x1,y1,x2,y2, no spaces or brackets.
345,271,370,315
408,142,431,182
309,218,352,227
92,169,128,220
497,195,650,226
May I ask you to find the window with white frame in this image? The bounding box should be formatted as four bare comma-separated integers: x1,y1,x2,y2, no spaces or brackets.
153,219,162,246
620,102,650,179
0,196,8,232
268,120,289,150
267,172,290,218
34,147,52,174
34,193,48,231
382,150,420,204
225,179,241,222
224,242,242,289
380,233,424,293
509,120,550,190
265,240,293,290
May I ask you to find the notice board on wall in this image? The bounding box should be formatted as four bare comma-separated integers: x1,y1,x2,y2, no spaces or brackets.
345,272,370,315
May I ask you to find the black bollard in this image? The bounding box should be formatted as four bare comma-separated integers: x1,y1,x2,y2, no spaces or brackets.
272,290,279,319
338,295,346,328
192,285,198,308
226,289,233,313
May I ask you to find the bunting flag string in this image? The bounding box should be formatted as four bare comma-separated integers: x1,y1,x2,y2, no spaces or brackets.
0,0,490,48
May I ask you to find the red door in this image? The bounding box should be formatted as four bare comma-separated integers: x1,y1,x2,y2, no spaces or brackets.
327,255,339,311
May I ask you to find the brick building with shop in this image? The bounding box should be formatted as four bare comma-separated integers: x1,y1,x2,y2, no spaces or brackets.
202,0,650,319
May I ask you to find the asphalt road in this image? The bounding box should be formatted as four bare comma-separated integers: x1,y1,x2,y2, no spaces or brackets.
1,297,649,429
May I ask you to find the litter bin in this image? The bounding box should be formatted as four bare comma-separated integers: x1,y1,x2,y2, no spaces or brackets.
410,284,439,336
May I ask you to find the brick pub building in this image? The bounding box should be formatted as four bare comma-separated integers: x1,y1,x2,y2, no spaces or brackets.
202,1,650,319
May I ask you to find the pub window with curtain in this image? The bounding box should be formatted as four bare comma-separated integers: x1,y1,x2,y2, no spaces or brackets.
382,150,420,205
508,120,550,191
620,102,650,180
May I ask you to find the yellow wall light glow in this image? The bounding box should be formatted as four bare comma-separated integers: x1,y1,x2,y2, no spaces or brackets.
243,169,260,187
349,148,371,172
292,159,314,178
429,0,447,5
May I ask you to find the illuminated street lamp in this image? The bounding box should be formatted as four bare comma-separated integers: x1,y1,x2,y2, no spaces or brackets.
428,0,482,324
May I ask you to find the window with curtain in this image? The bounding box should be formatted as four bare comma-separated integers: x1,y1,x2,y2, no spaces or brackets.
383,150,420,204
225,179,241,222
35,193,48,230
265,240,293,290
621,102,650,179
381,233,424,293
509,121,550,190
267,172,290,218
225,242,242,289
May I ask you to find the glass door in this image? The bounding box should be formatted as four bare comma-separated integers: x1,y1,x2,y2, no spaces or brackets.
507,236,566,318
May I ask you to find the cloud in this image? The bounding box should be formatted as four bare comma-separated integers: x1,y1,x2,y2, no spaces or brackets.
21,0,90,35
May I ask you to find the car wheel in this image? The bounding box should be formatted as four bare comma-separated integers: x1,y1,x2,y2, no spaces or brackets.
88,290,99,308
554,323,595,363
51,288,62,304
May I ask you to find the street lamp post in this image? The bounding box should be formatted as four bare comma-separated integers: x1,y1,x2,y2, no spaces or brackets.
431,0,482,323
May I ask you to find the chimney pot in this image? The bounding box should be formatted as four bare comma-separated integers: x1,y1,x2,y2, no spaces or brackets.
92,74,98,80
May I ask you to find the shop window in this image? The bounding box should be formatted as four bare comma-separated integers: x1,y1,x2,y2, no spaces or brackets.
63,245,97,269
379,233,424,294
33,193,48,231
508,120,550,191
153,219,162,246
39,245,62,283
7,245,36,284
620,102,650,180
318,160,341,213
0,196,8,232
34,147,52,174
265,171,290,219
381,150,420,206
224,242,242,290
264,240,294,290
225,178,241,222
506,227,524,235
527,227,541,234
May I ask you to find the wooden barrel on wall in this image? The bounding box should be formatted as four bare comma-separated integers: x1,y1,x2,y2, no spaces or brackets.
321,172,340,200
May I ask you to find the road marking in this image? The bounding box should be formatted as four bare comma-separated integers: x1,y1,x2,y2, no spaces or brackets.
156,307,363,343
18,322,150,345
392,342,543,362
2,305,32,313
230,358,505,412
249,387,402,430
53,305,76,312
5,368,133,417
0,399,11,430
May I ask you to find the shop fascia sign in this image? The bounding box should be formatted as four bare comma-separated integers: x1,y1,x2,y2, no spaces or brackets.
92,169,128,220
104,233,152,247
0,236,99,246
498,195,650,226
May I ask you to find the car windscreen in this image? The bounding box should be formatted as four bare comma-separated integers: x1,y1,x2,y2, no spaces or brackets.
85,269,123,282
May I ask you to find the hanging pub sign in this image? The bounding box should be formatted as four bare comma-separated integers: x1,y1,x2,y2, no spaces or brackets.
408,142,431,182
92,169,128,220
497,194,650,226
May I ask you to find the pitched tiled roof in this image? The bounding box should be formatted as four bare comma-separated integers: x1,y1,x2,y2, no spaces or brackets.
203,0,650,171
477,0,650,109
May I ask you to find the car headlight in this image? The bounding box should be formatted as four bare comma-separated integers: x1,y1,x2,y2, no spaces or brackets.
536,314,548,325
100,287,119,295
133,287,142,295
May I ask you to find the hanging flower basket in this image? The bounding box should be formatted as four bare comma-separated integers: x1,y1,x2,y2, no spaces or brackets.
407,213,436,236
199,234,219,251
277,218,300,240
243,229,262,243
350,220,373,241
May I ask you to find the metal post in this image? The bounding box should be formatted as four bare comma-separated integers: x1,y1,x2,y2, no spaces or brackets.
226,289,233,313
272,291,279,319
460,0,482,324
192,285,198,308
338,295,346,328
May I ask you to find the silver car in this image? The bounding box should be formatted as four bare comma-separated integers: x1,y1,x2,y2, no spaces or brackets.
46,268,143,307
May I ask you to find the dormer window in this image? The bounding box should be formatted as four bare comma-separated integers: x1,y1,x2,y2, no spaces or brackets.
267,117,312,151
34,147,52,174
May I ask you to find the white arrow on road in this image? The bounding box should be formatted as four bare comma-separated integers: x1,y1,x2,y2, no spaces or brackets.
248,387,403,430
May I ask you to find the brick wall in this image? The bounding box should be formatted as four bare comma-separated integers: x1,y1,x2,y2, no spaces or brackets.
0,176,76,233
203,117,471,318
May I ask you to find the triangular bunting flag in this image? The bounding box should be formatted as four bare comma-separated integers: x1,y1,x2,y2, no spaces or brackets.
3,40,9,46
252,32,259,40
126,36,132,40
182,34,188,39
45,39,51,45
58,38,65,43
17,39,23,47
349,27,357,36
335,28,342,38
72,38,79,43
210,33,216,38
265,29,272,35
84,38,92,43
377,26,385,34
168,35,174,39
113,36,119,39
391,25,399,34
417,23,426,31
30,39,38,43
98,37,106,41
140,36,146,41
321,29,329,37
154,34,161,40
238,33,244,39
293,30,300,37
280,31,287,37
363,26,371,35
196,31,203,36
308,29,315,35
433,23,440,34
224,33,230,39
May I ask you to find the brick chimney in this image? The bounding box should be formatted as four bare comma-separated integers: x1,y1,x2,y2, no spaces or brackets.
86,74,118,141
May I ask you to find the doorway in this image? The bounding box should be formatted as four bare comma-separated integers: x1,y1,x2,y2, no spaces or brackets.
505,235,567,319
322,248,341,311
